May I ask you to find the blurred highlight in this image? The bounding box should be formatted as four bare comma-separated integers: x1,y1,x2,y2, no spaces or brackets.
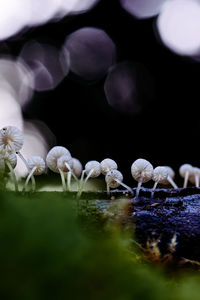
156,0,200,56
0,89,23,130
120,0,167,19
0,57,34,107
20,41,70,91
64,27,116,80
104,61,153,114
58,0,100,16
0,0,100,41
0,55,55,178
0,0,30,40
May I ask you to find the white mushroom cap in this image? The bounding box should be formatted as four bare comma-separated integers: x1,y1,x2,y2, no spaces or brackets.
85,160,101,178
46,146,71,173
105,169,123,189
0,126,24,152
27,156,46,175
57,154,73,172
0,151,17,173
153,166,168,184
100,158,118,175
179,164,193,178
189,167,200,184
131,158,153,183
72,158,82,178
164,166,175,179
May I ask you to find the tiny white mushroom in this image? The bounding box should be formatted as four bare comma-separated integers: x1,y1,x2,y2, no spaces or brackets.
67,158,83,191
131,158,153,198
78,160,101,197
179,164,193,188
57,154,73,191
85,160,101,179
0,151,18,191
24,156,46,191
189,167,200,187
100,158,118,175
105,169,133,196
0,126,24,153
151,166,168,198
105,169,122,193
57,154,73,172
0,126,29,175
46,146,77,191
72,158,83,178
46,146,71,173
163,166,178,189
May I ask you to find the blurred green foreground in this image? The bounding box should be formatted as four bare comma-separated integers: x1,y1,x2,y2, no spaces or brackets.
0,191,200,300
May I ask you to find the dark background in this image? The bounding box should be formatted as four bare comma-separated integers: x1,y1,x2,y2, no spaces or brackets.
2,0,200,183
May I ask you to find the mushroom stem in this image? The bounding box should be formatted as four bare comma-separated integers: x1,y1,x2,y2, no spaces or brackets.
17,151,36,190
136,180,143,198
77,170,86,198
183,171,189,188
195,174,199,188
59,168,67,192
77,169,94,198
67,171,72,191
115,179,134,196
107,184,110,196
151,181,158,198
32,175,36,191
24,166,37,192
6,161,18,192
167,176,178,189
80,170,86,189
16,151,29,170
84,169,94,185
65,162,78,182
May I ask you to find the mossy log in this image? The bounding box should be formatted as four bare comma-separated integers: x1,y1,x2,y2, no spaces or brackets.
3,187,200,261
78,186,200,261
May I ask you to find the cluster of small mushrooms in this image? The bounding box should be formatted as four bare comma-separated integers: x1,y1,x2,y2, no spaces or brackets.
0,126,199,197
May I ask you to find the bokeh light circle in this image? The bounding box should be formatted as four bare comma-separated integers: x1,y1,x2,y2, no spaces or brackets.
65,27,116,80
157,0,200,56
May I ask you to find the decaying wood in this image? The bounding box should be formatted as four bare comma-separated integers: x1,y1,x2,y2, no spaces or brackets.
131,187,200,261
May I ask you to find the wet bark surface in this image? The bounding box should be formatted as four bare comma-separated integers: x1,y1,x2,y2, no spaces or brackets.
131,187,200,261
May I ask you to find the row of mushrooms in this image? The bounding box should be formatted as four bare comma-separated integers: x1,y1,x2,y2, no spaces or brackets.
0,126,198,197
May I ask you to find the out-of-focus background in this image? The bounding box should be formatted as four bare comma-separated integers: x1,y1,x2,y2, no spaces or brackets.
2,2,200,298
1,0,200,183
